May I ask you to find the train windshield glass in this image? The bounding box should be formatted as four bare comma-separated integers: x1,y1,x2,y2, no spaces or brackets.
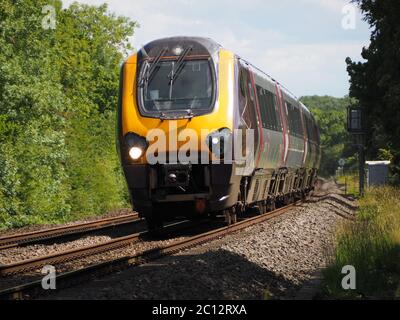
142,60,213,114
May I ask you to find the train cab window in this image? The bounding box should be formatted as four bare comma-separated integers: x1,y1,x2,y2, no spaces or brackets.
256,86,281,132
140,59,215,116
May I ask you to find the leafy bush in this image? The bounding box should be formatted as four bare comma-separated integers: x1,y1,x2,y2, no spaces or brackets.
66,112,129,218
0,1,135,229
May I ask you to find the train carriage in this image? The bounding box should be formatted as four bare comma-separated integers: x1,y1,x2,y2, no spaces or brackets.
117,37,321,231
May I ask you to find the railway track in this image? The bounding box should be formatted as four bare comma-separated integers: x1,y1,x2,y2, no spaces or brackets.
0,219,200,276
308,194,359,210
0,200,306,300
0,213,141,250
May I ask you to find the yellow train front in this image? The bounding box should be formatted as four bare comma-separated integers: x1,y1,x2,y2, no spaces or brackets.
117,37,321,231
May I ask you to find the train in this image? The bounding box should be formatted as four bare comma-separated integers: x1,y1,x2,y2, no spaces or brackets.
116,37,321,231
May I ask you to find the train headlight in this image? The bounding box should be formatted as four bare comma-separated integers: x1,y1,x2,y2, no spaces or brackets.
211,136,220,145
173,46,183,56
207,128,232,159
125,132,148,161
128,147,143,160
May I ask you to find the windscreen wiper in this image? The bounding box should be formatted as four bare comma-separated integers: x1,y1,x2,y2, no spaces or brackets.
159,109,194,121
139,47,167,87
168,46,193,86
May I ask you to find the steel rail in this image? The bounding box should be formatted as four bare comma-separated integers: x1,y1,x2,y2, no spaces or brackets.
0,219,200,276
0,213,140,250
0,231,144,275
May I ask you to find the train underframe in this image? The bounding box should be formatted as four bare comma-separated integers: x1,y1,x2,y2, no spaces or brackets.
124,163,318,231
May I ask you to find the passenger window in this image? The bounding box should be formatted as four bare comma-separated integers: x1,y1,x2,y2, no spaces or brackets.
286,101,303,137
256,85,281,132
305,115,316,143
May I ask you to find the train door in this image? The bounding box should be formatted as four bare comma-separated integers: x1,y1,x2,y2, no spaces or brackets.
275,84,289,168
237,60,261,173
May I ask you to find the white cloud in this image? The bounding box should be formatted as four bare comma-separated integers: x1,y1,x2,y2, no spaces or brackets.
302,0,349,12
61,0,370,96
255,41,367,97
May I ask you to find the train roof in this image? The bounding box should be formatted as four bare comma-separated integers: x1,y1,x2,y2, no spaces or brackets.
135,36,312,114
240,55,313,114
137,36,222,60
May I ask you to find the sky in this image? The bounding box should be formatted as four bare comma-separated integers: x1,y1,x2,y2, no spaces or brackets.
63,0,371,97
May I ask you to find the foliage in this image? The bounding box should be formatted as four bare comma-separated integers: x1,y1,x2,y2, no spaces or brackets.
300,95,356,177
336,172,360,197
67,112,129,216
322,187,400,299
0,1,136,229
346,0,400,184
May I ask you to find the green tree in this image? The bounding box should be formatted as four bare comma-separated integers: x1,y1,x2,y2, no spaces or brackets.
0,1,136,229
55,3,136,217
0,0,69,227
300,96,355,177
346,0,400,184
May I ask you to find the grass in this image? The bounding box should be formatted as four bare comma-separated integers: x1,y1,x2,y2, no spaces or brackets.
322,186,400,299
336,172,360,197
